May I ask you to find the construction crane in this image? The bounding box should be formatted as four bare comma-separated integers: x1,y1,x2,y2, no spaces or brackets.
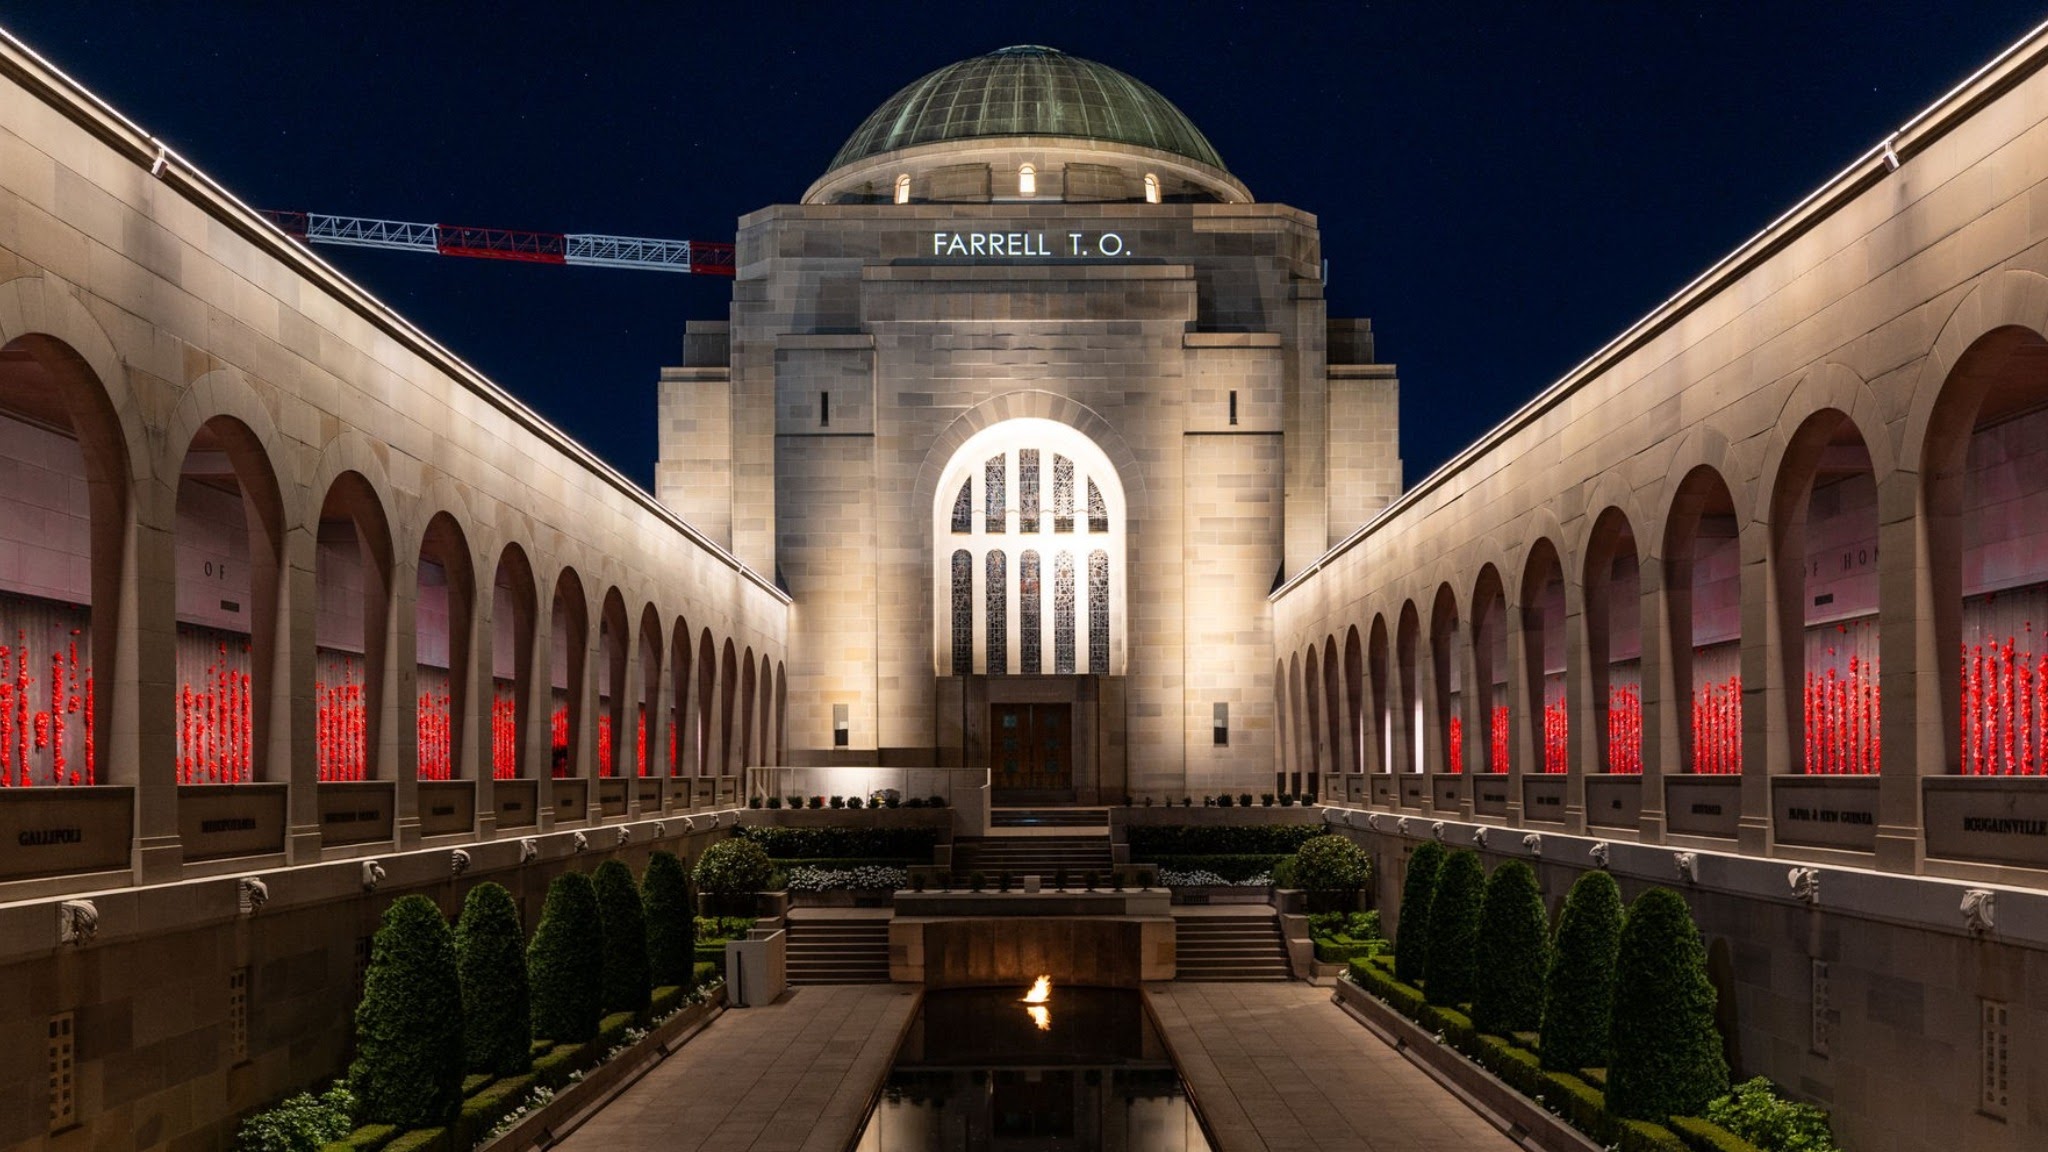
258,209,736,276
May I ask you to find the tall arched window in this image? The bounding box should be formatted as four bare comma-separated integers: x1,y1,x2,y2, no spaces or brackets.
931,418,1126,676
894,173,911,204
951,550,972,675
986,551,1007,674
1143,173,1161,204
1088,550,1109,675
1018,163,1037,197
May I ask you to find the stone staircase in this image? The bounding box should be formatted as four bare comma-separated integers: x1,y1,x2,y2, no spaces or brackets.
989,806,1111,830
1174,912,1292,981
950,835,1114,881
783,914,892,985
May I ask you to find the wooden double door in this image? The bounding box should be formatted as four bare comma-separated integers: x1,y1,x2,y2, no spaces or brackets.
991,702,1072,795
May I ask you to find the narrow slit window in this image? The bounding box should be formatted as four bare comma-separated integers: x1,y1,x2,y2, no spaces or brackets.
1020,551,1042,674
1229,390,1238,426
985,550,1007,675
1055,552,1076,674
951,550,973,675
820,391,830,427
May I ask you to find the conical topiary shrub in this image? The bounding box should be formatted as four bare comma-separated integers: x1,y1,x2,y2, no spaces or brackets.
1470,859,1549,1035
1394,840,1447,985
1607,887,1730,1120
350,895,465,1127
642,850,696,988
455,882,531,1076
1540,868,1623,1071
593,858,650,1015
1422,849,1485,1006
527,870,604,1042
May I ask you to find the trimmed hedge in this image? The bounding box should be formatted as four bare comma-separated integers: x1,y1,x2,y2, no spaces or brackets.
350,896,465,1128
1291,833,1372,893
527,871,605,1043
1393,840,1446,985
1671,1116,1770,1152
1125,824,1321,857
319,1124,397,1152
1422,849,1484,1006
1608,888,1729,1120
1146,853,1289,881
1701,1077,1834,1152
694,837,773,895
1345,957,1745,1152
1471,859,1548,1036
642,851,695,988
453,883,530,1078
593,859,651,1016
734,826,940,859
235,1082,357,1152
1541,868,1624,1071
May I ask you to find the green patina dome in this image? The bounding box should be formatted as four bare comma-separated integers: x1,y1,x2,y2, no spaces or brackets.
828,45,1227,173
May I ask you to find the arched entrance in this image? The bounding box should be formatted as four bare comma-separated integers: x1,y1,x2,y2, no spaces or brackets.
931,418,1127,803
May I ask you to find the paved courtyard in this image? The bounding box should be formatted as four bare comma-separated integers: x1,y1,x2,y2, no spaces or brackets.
1147,983,1521,1152
554,984,919,1152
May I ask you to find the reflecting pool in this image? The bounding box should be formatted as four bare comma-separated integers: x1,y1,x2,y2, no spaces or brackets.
853,986,1214,1151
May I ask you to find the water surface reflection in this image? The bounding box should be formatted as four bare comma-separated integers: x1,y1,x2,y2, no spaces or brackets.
854,987,1213,1151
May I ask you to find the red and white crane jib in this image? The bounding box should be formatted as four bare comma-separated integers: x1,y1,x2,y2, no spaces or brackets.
259,210,736,276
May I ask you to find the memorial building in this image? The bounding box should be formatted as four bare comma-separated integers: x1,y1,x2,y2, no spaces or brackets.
0,24,2046,1152
657,45,1401,803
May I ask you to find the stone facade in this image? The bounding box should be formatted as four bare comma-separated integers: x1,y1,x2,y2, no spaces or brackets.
1280,25,2048,1152
0,29,785,1152
661,160,1400,801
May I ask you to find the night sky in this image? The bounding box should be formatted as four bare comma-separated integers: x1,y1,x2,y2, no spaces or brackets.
5,4,2046,495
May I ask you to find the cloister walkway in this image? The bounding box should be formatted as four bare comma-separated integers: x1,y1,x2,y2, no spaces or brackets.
1147,982,1523,1152
552,984,918,1152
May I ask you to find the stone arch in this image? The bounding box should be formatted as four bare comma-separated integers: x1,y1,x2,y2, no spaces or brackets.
698,628,718,776
1755,362,1895,531
1344,624,1364,776
490,541,538,780
1582,506,1643,775
739,646,758,771
774,661,787,768
758,651,774,771
1766,395,1886,777
1664,464,1746,775
597,587,630,776
1905,267,2048,460
167,407,289,785
1322,633,1345,793
1915,318,2048,777
414,509,475,780
1429,581,1462,774
1286,649,1304,792
637,602,663,778
1518,535,1566,775
1471,562,1509,774
1367,612,1391,774
719,638,739,774
669,613,695,775
311,468,396,781
549,565,589,777
1396,600,1423,776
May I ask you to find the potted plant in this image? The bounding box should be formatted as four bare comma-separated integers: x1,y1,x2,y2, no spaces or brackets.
1240,793,1253,807
1261,792,1275,807
1218,793,1235,807
847,795,864,810
765,795,782,809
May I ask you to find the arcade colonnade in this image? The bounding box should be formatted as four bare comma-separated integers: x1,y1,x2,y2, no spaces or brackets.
1275,33,2048,883
0,40,788,895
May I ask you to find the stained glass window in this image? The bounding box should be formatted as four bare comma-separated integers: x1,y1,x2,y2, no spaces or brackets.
951,549,973,675
1087,479,1108,534
1019,449,1040,533
1088,550,1109,675
1021,551,1042,674
984,455,1006,533
1053,455,1074,533
951,479,972,533
1055,552,1076,674
985,550,1007,675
